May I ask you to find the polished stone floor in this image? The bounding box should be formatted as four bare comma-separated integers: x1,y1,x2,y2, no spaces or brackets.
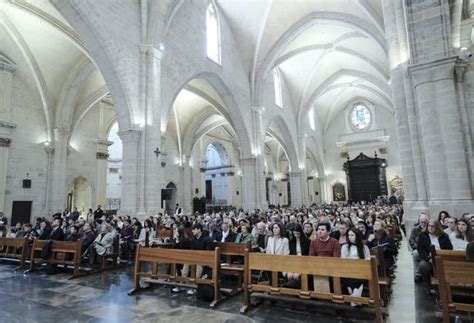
0,241,447,323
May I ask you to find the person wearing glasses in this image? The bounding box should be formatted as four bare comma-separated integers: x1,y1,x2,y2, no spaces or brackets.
416,219,452,296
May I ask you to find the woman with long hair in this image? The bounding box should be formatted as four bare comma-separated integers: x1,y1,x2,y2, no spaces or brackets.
450,218,472,250
341,228,370,306
417,219,452,295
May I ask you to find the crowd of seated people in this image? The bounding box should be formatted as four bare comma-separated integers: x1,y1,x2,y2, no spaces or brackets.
410,211,474,295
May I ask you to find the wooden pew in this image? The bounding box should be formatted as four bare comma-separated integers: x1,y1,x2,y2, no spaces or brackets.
27,239,83,279
370,247,392,306
436,257,474,323
128,245,224,307
215,241,250,296
430,248,466,288
241,254,384,323
0,237,28,269
97,236,120,271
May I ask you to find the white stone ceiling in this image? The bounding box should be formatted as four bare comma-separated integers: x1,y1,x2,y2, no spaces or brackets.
218,0,390,133
0,0,107,140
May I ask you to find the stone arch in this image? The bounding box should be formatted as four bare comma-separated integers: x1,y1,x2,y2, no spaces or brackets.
162,72,251,158
52,0,133,132
253,11,388,107
264,115,299,172
205,141,230,167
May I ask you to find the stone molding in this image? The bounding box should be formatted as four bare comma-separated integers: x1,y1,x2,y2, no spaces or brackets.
118,129,142,143
0,137,11,147
409,57,457,88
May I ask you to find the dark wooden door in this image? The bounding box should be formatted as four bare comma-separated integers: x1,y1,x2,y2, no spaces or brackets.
11,201,32,225
350,166,378,202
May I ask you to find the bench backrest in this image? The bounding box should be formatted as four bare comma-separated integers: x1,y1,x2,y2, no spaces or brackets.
215,241,250,257
431,248,466,278
0,237,27,249
248,253,375,280
436,257,474,322
31,239,82,258
136,246,219,268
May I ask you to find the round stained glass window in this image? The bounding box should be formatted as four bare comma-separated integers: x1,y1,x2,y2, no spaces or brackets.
350,104,371,130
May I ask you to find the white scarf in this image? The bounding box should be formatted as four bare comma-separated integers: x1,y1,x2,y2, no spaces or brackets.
221,230,229,242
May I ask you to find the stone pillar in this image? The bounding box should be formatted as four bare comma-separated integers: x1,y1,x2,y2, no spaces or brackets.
0,54,16,212
240,157,257,210
95,140,111,209
318,177,328,203
251,107,267,209
297,133,309,205
382,0,429,227
289,171,303,207
143,46,165,215
49,127,70,213
181,155,193,214
118,129,141,216
0,133,13,212
410,58,473,204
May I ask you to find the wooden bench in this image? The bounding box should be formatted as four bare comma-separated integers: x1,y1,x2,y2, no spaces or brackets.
430,248,466,288
215,241,250,296
241,254,384,323
436,256,474,323
371,247,392,306
27,239,83,279
0,237,28,269
128,245,224,307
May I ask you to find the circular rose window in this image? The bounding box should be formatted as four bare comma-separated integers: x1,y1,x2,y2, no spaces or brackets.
350,104,371,130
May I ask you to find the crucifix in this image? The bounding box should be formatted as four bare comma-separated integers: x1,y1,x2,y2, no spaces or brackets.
154,148,161,157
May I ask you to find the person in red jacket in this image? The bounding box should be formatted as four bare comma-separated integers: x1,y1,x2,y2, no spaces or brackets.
309,222,341,257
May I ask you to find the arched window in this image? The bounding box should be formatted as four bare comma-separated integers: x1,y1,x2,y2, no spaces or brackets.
273,68,283,108
206,2,221,64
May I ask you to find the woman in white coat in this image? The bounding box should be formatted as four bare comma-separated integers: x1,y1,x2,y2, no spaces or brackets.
266,223,289,255
93,224,115,256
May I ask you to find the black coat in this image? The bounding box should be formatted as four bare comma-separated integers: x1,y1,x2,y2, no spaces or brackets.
367,231,398,257
417,231,452,261
49,227,65,241
191,234,214,250
289,237,310,256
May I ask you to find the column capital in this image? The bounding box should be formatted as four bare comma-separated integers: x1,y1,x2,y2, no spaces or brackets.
118,129,142,143
409,57,457,88
140,44,165,60
53,127,70,140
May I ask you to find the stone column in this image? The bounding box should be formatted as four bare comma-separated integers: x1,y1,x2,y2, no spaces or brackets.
118,129,141,216
95,140,111,209
0,54,16,212
0,134,12,212
181,155,193,214
297,133,309,205
251,107,267,209
410,58,473,202
318,176,328,203
240,157,257,210
143,46,165,215
289,171,303,207
49,127,70,213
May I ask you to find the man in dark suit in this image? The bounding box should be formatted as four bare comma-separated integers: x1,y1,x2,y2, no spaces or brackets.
78,222,95,254
49,218,65,241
